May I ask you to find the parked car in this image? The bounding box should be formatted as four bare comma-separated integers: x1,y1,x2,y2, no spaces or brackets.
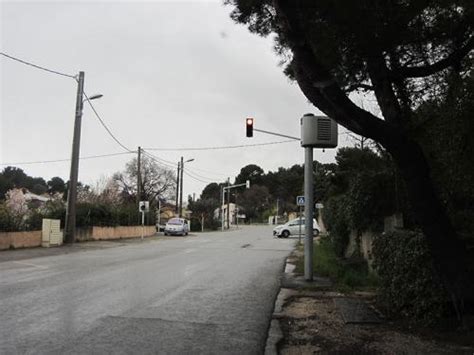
156,223,165,232
164,218,189,236
273,218,320,238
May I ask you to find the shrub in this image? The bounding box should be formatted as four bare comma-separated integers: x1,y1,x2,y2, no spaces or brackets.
372,229,449,325
0,202,16,231
323,195,350,256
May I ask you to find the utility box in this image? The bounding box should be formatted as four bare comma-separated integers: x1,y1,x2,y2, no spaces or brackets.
300,113,338,148
42,219,63,247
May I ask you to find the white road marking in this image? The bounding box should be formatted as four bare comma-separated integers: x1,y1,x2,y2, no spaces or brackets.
12,261,49,270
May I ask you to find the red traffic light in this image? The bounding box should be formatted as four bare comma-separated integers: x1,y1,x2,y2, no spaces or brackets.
246,118,254,137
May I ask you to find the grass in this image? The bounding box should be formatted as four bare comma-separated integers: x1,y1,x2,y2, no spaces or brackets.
295,238,379,292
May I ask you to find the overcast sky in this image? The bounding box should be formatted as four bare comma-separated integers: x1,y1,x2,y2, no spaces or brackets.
1,0,356,200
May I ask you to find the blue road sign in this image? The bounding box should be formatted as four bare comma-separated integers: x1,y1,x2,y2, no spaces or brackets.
296,195,305,206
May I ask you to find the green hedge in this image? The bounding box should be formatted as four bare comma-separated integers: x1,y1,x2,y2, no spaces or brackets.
0,201,156,231
372,229,449,325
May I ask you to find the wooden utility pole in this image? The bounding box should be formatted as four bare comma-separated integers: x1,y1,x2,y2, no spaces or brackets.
64,71,85,244
175,162,180,215
137,146,142,204
179,156,184,217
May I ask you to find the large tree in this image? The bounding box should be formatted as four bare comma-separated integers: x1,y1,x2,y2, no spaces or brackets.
113,155,176,204
226,0,473,317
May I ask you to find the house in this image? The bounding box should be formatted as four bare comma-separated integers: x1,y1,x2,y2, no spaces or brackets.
213,203,245,228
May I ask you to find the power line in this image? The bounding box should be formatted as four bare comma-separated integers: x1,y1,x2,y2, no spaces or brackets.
141,150,177,170
82,91,134,153
143,139,297,152
0,151,135,166
142,149,224,182
0,52,76,79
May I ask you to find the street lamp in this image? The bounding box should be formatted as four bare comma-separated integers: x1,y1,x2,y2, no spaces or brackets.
179,157,194,217
64,71,102,244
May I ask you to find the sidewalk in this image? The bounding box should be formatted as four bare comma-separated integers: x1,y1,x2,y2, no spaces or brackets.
266,250,474,354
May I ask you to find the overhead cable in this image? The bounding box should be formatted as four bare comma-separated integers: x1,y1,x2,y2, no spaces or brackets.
142,150,223,182
143,140,297,152
0,52,76,79
82,91,134,153
0,151,135,166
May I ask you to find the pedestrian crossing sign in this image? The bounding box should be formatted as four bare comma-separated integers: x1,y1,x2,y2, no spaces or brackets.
296,196,305,206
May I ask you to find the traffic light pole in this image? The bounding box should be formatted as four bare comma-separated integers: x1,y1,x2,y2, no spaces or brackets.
221,181,250,230
254,128,299,140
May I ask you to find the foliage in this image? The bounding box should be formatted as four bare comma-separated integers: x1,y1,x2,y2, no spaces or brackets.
234,164,264,185
414,75,474,242
188,198,220,231
0,167,53,199
0,202,17,232
295,238,378,291
200,183,223,201
239,185,270,221
372,230,449,325
47,177,66,194
323,195,350,257
322,147,401,255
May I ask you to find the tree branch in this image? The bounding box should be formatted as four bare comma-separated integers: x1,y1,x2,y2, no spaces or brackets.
393,36,474,78
273,0,395,143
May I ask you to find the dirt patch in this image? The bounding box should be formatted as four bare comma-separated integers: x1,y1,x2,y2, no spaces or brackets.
277,292,474,354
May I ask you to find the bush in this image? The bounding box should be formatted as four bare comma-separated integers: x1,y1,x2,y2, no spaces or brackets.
0,202,17,231
323,195,350,256
372,229,449,326
296,238,378,291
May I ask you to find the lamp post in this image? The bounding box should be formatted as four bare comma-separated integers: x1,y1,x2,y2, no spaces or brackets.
64,71,102,244
179,157,194,217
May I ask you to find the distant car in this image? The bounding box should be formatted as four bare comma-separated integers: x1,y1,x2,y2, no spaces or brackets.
156,223,165,232
164,218,189,236
273,218,319,238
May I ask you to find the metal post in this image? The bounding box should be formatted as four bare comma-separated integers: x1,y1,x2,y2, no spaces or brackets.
157,199,161,228
276,198,279,225
299,206,302,244
221,185,225,231
304,147,314,281
179,156,184,217
141,211,145,240
226,178,230,229
201,213,204,232
65,71,85,244
175,162,180,215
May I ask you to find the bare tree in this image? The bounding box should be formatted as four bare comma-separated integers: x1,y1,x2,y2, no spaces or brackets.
113,155,176,204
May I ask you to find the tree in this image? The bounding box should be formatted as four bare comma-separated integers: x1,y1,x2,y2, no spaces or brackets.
47,177,66,195
113,155,176,204
234,164,264,185
227,0,473,318
200,182,223,201
239,185,271,221
188,197,221,231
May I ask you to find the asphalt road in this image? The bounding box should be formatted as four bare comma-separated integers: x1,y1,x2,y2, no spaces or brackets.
0,225,294,354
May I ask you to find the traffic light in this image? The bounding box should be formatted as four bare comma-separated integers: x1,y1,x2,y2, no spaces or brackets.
246,118,254,137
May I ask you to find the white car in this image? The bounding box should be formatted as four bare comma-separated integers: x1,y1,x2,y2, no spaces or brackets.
273,218,320,238
164,218,189,236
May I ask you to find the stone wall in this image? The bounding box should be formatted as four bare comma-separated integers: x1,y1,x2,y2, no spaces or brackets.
0,231,42,250
1,226,156,250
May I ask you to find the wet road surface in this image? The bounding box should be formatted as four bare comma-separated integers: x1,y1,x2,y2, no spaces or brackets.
0,225,294,354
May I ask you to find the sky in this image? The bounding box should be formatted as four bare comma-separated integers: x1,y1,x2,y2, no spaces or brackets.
1,0,357,201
